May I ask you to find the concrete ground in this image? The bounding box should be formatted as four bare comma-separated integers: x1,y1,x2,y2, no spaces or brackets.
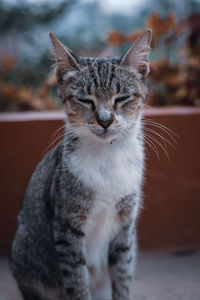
0,251,200,300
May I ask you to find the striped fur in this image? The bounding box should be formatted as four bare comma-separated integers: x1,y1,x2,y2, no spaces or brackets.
11,30,152,300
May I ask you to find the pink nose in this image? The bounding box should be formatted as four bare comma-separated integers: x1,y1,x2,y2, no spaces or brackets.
96,113,114,129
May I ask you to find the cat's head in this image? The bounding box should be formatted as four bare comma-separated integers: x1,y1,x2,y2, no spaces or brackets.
49,30,151,143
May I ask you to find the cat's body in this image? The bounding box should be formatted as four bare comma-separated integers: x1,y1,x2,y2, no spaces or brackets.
11,30,152,300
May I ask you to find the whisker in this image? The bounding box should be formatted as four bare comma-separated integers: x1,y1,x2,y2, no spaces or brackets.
144,103,154,110
144,131,170,162
143,133,160,161
43,128,65,156
45,125,81,158
143,127,176,149
50,129,81,160
142,118,178,142
125,118,177,161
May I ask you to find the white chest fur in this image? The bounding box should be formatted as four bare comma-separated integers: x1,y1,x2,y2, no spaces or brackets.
67,132,144,199
84,199,119,271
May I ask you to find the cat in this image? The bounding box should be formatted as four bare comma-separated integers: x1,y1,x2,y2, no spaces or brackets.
11,29,152,300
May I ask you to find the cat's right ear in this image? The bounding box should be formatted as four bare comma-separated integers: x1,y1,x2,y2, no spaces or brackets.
49,32,81,83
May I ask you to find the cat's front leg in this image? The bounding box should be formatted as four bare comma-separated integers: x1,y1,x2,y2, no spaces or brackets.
53,215,91,300
108,225,136,300
108,194,138,300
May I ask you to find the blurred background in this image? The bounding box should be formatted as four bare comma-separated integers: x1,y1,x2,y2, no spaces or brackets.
0,0,200,111
1,0,200,299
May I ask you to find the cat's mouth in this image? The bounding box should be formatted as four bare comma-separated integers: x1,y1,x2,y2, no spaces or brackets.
89,127,119,143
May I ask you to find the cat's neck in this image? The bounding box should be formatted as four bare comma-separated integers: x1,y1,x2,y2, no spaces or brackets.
63,123,144,199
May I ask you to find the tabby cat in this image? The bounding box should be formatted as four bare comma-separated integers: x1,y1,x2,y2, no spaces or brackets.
11,29,152,300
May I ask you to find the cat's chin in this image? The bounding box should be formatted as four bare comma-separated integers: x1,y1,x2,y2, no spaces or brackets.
89,130,120,144
95,135,116,144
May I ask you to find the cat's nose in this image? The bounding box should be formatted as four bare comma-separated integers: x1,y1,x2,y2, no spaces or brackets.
96,105,114,129
97,115,113,129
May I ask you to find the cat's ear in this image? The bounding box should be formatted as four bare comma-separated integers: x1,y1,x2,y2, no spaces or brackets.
120,29,152,78
49,32,81,82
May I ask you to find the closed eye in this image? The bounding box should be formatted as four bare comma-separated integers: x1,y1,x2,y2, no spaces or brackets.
114,95,130,108
76,98,95,110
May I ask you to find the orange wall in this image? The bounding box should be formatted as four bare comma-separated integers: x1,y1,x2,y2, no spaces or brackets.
0,107,200,254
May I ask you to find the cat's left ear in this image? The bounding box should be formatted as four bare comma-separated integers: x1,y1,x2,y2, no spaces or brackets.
120,29,152,78
49,32,81,83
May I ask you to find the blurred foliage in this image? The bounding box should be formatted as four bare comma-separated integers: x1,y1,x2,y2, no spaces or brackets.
109,12,200,107
0,0,76,111
0,4,200,110
0,57,58,110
